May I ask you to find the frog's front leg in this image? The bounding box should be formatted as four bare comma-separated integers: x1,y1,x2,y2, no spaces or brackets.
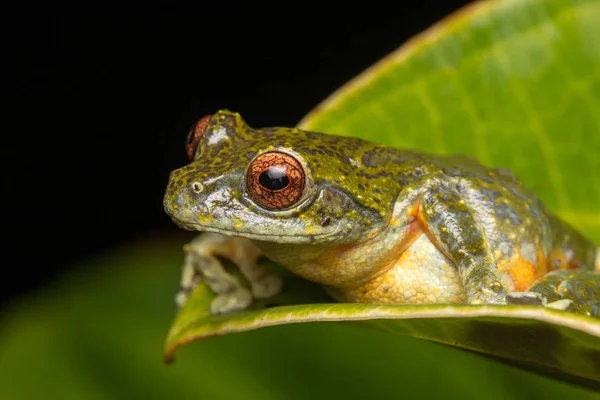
418,180,507,304
176,232,283,314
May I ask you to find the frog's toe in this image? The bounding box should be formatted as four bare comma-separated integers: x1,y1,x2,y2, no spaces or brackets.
175,288,190,308
506,291,547,306
251,274,283,299
469,285,507,305
210,288,253,314
175,275,200,308
544,299,574,312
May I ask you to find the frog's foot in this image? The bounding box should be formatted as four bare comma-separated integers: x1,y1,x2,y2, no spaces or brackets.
544,299,574,312
177,232,283,314
177,244,246,313
526,270,600,317
234,254,283,300
211,288,253,314
467,282,507,305
506,292,575,312
505,291,547,306
250,273,283,299
175,256,204,308
175,284,195,308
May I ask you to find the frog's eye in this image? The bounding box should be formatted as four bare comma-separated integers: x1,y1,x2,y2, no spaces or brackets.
186,114,212,161
246,152,306,210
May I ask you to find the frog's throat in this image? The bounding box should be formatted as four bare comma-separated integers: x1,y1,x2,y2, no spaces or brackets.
176,221,344,244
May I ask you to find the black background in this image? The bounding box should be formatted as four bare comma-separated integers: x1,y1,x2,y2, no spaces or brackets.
4,2,470,305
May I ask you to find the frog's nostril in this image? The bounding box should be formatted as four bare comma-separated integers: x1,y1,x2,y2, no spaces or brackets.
191,182,203,194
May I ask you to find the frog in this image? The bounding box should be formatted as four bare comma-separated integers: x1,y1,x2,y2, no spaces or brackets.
163,110,600,317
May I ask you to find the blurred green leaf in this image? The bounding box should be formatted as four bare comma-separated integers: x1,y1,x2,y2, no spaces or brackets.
165,0,600,390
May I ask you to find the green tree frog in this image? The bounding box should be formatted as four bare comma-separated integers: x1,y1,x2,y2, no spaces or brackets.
163,110,600,317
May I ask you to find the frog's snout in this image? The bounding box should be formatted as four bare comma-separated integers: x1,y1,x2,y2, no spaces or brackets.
163,180,208,230
162,182,181,220
163,172,201,219
166,182,194,210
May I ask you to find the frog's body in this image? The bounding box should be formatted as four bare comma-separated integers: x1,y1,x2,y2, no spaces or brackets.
164,110,600,317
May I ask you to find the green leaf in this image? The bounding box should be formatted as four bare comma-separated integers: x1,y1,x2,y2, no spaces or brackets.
164,0,600,390
1,236,597,399
166,278,600,388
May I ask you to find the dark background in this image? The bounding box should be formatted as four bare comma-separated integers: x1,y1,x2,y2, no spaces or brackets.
4,2,470,305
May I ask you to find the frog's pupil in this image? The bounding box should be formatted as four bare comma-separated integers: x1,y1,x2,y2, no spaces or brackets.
258,166,289,191
186,127,195,145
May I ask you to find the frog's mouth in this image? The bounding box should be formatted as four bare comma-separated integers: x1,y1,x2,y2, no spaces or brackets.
171,219,345,244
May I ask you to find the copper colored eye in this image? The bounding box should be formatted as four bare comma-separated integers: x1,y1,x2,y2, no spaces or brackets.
247,152,305,210
186,114,212,161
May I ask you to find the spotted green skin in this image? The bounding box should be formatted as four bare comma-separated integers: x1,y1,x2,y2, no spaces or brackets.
164,110,600,316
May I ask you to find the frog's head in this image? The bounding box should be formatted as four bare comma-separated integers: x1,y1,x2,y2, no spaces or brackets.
163,110,392,245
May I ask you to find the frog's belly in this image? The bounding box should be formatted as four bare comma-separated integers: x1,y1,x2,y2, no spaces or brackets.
336,234,467,304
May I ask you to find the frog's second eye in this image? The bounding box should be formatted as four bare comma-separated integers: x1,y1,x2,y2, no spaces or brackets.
246,152,305,210
185,114,212,161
